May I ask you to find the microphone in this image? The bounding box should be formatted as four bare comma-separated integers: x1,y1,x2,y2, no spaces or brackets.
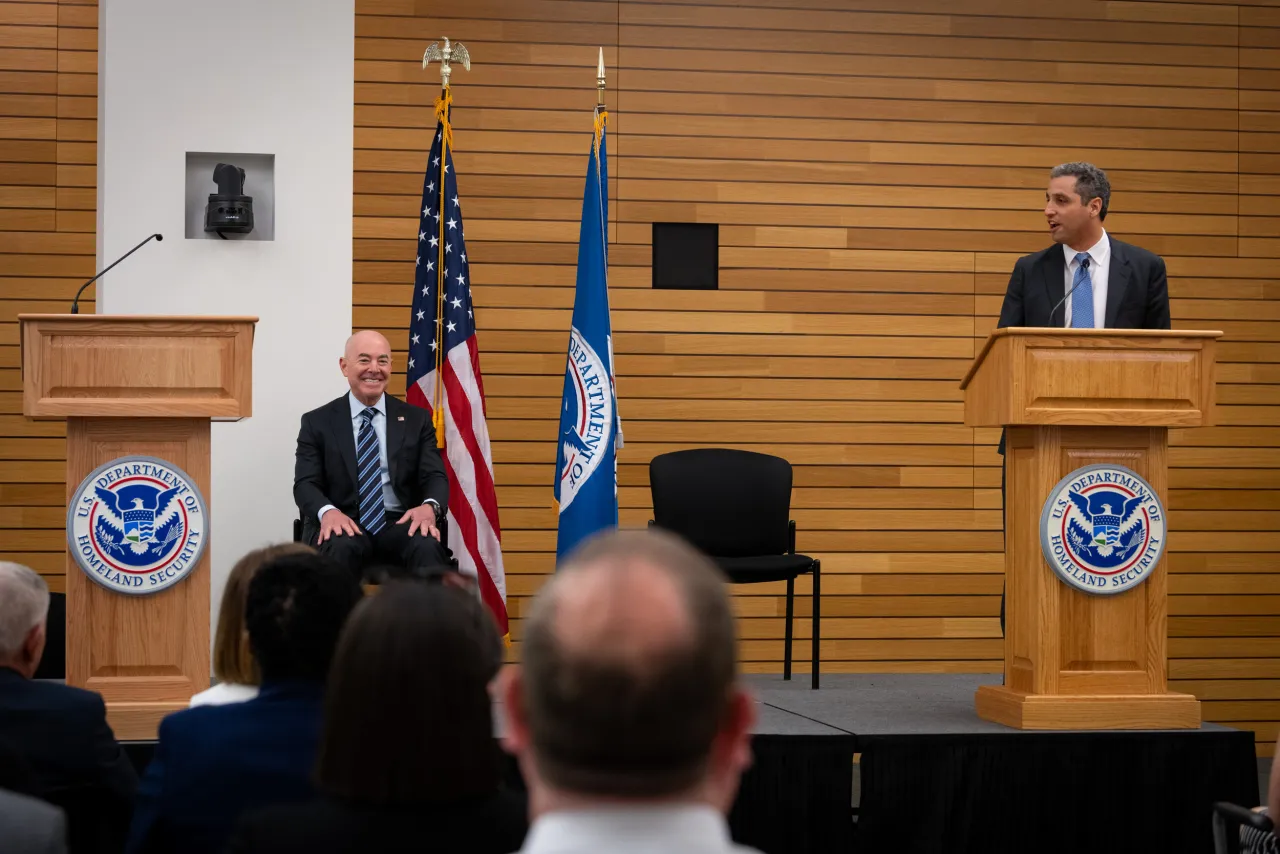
1049,256,1089,327
70,233,163,314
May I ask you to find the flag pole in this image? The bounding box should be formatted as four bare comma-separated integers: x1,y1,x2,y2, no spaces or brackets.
423,37,471,448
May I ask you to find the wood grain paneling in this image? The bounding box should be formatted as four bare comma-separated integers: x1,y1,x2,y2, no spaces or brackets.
0,0,95,594
354,0,1280,752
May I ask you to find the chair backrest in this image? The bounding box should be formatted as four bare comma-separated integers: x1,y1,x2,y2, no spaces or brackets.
650,448,792,558
1212,801,1275,854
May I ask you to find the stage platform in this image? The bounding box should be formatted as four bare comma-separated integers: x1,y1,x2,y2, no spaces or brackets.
733,673,1260,854
122,673,1261,854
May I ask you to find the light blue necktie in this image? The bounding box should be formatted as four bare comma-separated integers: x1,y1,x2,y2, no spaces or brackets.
1070,252,1094,328
355,407,386,537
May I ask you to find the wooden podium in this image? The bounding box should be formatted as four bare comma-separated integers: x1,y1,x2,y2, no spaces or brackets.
20,315,256,740
961,328,1220,730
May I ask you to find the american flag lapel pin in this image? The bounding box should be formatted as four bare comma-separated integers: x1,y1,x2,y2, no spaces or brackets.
397,416,405,421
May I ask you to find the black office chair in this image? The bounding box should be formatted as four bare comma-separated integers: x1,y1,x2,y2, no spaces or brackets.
1214,802,1276,854
649,448,820,689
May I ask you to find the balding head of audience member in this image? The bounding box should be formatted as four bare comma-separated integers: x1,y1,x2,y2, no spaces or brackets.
0,562,50,679
501,529,754,815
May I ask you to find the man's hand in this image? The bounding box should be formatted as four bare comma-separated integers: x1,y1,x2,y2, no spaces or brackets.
318,509,361,543
397,504,440,539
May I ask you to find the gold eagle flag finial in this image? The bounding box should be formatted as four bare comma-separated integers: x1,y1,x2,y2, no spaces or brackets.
423,37,471,90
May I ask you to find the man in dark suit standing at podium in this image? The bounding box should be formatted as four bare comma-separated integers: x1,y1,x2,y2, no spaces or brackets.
998,161,1171,330
995,162,1172,631
294,330,452,579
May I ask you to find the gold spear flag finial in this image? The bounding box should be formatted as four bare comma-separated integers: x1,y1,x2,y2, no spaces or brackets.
597,47,606,106
423,37,471,90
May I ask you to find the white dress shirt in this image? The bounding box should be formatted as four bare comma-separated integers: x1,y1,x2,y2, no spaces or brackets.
188,681,258,708
1062,230,1110,328
519,805,762,854
318,392,404,521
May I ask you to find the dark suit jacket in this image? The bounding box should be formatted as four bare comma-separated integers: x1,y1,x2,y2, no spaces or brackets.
124,682,324,854
995,237,1172,457
996,236,1171,330
228,791,528,854
294,393,448,543
0,667,137,816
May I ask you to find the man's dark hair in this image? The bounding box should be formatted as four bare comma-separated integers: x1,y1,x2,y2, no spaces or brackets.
522,529,738,798
244,551,361,684
317,581,503,804
1050,161,1111,221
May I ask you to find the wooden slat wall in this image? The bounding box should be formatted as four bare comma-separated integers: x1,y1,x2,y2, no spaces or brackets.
355,0,1280,751
355,0,1280,749
0,0,96,594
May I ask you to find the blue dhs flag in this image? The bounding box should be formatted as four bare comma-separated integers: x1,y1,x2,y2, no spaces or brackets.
555,105,622,561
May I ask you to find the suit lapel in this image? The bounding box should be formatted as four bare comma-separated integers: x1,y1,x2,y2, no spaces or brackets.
1041,248,1066,327
384,396,406,481
1105,238,1132,329
332,395,359,487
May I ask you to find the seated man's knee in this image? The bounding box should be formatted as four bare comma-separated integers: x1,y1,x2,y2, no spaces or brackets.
403,535,450,572
317,534,369,571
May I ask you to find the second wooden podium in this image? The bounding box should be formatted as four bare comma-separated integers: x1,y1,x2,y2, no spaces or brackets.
961,328,1219,730
21,314,255,740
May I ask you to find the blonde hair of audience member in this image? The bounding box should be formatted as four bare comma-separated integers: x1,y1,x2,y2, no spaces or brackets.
499,529,755,818
0,562,50,679
191,543,315,707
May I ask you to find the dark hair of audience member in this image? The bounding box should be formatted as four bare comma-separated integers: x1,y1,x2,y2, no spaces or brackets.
243,551,362,684
213,543,315,685
316,581,504,804
521,529,738,798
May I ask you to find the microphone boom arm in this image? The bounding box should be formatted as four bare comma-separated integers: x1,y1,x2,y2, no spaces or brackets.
70,233,163,314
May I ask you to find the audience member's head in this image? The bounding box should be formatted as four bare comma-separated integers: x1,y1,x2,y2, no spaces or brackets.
317,580,503,805
244,551,361,685
0,562,50,679
214,543,316,688
502,529,754,815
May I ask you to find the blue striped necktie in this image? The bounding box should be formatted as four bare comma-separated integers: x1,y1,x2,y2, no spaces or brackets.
355,407,385,537
1070,252,1094,328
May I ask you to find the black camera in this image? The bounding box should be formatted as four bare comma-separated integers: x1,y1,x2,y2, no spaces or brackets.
205,163,254,236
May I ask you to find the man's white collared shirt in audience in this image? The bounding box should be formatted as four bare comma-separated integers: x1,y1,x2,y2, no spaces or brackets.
519,805,761,854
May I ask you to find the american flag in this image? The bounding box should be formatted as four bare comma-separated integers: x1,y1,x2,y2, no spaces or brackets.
406,98,508,635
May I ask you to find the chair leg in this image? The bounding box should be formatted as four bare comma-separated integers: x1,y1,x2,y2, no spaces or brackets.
783,576,794,681
811,559,821,690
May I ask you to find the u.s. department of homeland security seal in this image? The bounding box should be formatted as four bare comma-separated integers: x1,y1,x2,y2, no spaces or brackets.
1039,464,1166,596
66,456,208,595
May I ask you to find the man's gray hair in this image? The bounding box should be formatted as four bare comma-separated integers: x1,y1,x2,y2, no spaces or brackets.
0,562,49,659
1050,161,1111,221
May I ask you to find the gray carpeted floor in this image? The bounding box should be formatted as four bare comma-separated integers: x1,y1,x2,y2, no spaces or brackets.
499,672,1257,743
744,672,1245,736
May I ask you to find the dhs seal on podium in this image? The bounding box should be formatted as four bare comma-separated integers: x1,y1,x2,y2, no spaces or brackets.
1039,463,1166,596
66,456,208,595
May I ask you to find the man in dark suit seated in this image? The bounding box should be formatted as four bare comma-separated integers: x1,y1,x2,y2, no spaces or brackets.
294,329,453,581
995,161,1172,631
125,550,362,854
0,563,137,843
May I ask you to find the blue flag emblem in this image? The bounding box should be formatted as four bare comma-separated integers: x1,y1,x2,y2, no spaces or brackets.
555,108,620,560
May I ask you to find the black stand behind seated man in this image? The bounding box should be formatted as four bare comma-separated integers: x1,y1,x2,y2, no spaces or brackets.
294,329,454,581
